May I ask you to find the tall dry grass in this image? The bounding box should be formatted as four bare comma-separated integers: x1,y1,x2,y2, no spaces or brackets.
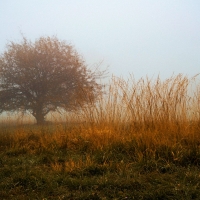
1,73,200,154
74,74,200,131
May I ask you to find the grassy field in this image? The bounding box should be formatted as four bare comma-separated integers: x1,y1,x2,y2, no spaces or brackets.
0,74,200,199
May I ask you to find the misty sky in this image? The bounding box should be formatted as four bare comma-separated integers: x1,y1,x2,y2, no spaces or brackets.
1,0,200,80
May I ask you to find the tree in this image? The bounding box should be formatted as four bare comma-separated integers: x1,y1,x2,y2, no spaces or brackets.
0,36,105,124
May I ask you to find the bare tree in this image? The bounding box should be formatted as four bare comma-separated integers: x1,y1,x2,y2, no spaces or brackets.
0,36,105,124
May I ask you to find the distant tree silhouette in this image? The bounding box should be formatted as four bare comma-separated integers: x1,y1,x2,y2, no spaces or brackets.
0,36,105,124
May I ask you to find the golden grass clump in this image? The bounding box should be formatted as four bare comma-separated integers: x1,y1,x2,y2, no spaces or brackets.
1,73,200,154
69,74,200,146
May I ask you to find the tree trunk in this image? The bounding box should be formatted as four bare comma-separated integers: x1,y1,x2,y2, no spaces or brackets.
35,109,45,125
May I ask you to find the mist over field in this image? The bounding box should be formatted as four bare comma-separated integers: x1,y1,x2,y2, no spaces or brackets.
1,1,200,199
1,1,200,79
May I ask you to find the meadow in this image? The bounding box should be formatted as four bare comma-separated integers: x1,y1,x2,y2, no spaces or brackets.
0,74,200,199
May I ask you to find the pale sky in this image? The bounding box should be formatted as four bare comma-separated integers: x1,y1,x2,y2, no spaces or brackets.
1,0,200,80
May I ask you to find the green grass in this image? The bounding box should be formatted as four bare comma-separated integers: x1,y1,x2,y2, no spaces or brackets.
0,123,200,200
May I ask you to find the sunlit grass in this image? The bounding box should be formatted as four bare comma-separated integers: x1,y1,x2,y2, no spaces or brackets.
0,74,200,199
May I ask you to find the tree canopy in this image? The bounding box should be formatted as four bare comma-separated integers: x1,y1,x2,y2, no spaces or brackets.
0,36,105,124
